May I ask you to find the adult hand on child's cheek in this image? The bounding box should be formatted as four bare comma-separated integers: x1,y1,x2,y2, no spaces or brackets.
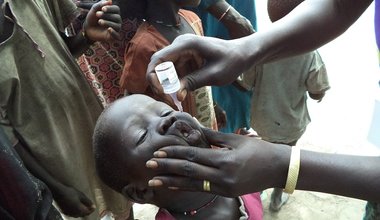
146,128,291,197
53,186,96,217
83,0,122,42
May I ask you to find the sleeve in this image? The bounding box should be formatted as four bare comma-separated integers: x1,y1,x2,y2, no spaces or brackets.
306,51,331,94
198,0,223,10
49,0,81,33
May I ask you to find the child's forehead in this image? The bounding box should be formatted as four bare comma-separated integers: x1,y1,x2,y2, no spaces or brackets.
107,95,173,124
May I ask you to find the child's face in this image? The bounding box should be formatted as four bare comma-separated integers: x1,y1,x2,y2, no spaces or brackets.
122,95,208,151
105,94,209,204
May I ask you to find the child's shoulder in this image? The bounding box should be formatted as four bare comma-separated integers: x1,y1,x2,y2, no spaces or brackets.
178,9,203,36
179,8,200,17
179,9,202,24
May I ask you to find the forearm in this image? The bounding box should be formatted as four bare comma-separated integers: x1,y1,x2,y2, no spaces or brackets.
0,131,51,219
207,1,254,39
14,143,67,197
296,150,380,202
242,0,373,68
207,1,233,23
63,30,93,58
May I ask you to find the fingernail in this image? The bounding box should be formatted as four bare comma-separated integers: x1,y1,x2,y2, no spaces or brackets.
96,11,103,17
179,89,187,101
146,160,158,168
153,150,167,158
98,19,104,25
148,179,163,187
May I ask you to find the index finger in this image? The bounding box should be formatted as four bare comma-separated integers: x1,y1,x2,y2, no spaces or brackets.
201,128,242,149
151,145,229,168
76,0,100,10
76,2,95,10
90,0,112,12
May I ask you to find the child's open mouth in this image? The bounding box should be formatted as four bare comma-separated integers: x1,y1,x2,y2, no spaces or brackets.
173,121,204,146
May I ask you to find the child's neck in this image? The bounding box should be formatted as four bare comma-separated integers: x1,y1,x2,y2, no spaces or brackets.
146,2,180,28
166,192,241,219
146,2,195,43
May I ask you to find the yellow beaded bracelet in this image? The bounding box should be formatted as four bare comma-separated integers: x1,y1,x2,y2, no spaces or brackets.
284,146,301,194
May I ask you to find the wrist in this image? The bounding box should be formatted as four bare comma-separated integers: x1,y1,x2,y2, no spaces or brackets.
219,7,240,25
271,144,292,189
217,5,232,22
81,27,95,45
208,1,233,23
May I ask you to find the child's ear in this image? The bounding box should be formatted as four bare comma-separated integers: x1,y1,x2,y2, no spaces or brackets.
121,184,154,204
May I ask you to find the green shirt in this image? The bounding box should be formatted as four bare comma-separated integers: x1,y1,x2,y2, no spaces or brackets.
250,51,330,143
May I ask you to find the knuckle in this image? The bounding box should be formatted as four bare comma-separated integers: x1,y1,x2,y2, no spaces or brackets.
155,159,168,171
186,147,197,161
181,161,194,177
164,146,176,156
218,154,236,169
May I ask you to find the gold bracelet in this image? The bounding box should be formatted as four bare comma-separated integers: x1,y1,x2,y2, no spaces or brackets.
284,146,301,194
218,5,232,22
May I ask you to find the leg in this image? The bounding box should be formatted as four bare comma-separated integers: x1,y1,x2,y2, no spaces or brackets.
269,140,296,212
269,188,289,212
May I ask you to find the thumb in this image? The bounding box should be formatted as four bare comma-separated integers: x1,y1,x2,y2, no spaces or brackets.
202,128,241,149
180,65,210,93
80,196,96,212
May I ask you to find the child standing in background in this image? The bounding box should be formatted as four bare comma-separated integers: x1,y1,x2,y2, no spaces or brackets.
249,0,330,212
75,0,146,107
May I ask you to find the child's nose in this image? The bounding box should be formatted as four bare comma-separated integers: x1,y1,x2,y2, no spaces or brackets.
157,115,177,135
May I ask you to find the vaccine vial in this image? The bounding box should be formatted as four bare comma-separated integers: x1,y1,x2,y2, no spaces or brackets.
155,61,183,112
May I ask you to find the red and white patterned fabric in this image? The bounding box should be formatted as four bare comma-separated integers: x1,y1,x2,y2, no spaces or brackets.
77,18,142,107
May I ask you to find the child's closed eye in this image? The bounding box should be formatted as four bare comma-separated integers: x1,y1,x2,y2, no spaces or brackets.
136,130,148,146
160,110,174,117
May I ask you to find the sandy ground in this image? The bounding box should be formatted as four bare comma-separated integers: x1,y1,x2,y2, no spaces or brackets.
133,1,380,219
